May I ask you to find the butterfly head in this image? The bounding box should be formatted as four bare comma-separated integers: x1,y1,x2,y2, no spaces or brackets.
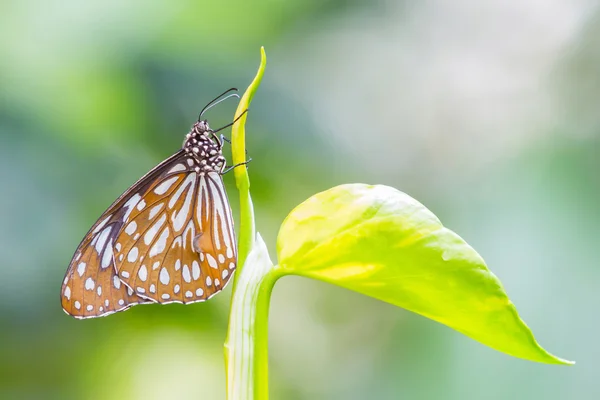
183,120,226,174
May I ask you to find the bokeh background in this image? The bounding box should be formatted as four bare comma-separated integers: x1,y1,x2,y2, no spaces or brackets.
1,0,597,399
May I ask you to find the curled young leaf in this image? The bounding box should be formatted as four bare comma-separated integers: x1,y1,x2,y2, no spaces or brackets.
276,184,572,365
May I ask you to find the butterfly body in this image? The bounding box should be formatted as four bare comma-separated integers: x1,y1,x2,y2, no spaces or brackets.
61,120,237,319
183,120,226,173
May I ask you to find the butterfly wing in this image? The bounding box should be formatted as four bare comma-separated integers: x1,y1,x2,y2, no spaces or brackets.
115,168,237,303
60,228,151,318
61,151,190,318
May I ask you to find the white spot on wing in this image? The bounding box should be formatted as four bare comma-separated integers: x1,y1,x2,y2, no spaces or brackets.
210,172,234,251
175,260,181,271
101,242,113,269
226,246,233,258
212,212,221,251
138,265,148,281
125,221,137,236
128,247,139,263
77,262,86,277
182,265,191,283
185,290,193,298
222,270,229,279
192,261,200,280
196,288,204,297
74,301,81,310
206,276,212,286
206,254,218,269
169,163,186,173
161,293,170,300
197,176,209,225
154,176,179,195
174,284,180,294
160,267,170,285
92,215,111,234
172,236,182,248
118,299,125,306
170,174,196,232
113,276,121,289
149,227,170,257
94,227,111,255
183,221,195,250
85,277,95,290
150,284,156,293
121,271,130,278
145,213,166,245
87,305,93,311
168,173,195,209
97,286,102,296
229,262,235,270
149,203,164,220
218,254,225,263
152,261,160,270
136,199,146,211
123,194,142,221
208,176,229,250
64,286,71,300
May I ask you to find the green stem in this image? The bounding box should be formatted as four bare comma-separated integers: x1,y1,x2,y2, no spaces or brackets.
230,47,266,275
224,48,269,399
225,235,279,399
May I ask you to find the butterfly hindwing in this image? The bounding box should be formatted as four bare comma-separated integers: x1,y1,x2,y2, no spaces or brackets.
115,168,237,304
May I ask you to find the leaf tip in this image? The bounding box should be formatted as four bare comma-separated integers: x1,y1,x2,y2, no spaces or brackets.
546,354,575,366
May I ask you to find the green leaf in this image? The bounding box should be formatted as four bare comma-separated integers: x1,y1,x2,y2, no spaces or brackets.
276,184,573,365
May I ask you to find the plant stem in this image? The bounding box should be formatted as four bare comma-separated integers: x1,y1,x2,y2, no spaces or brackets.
230,47,266,274
224,48,269,399
225,235,279,399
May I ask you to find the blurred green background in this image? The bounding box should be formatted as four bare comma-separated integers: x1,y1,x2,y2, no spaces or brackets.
1,0,596,399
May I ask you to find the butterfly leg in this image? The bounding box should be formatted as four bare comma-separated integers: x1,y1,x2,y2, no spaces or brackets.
211,109,249,137
222,158,252,174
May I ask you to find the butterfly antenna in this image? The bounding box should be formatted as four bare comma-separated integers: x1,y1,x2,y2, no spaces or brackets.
198,88,239,120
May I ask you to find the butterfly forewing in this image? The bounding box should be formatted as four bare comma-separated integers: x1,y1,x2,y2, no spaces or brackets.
60,225,153,318
61,120,237,319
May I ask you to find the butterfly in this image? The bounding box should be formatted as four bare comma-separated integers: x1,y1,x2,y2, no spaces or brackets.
60,91,242,319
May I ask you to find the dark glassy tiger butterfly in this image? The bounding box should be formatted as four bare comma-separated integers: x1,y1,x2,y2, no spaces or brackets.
61,90,241,319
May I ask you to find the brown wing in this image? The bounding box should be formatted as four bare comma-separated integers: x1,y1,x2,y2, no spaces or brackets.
60,151,189,318
115,171,237,303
